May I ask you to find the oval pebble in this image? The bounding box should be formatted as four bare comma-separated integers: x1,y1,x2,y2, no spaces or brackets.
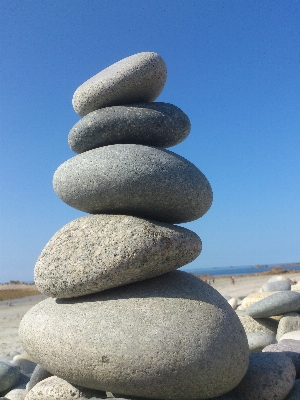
68,103,191,153
34,214,201,298
53,144,213,223
19,271,249,400
262,280,291,292
246,332,276,353
72,52,167,116
246,291,300,318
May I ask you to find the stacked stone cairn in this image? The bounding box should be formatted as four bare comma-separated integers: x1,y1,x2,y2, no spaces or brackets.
18,52,250,399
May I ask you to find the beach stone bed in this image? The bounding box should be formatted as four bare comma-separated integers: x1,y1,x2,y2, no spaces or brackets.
1,52,296,399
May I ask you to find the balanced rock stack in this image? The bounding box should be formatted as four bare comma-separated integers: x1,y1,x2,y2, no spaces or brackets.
19,52,249,399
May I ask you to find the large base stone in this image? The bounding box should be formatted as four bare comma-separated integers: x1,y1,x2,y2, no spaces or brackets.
19,271,249,400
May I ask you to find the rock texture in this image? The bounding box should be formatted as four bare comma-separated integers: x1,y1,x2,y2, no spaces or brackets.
247,332,276,353
227,353,296,400
34,214,201,298
262,280,291,292
20,271,249,400
263,339,300,377
241,291,278,309
238,314,278,336
24,376,106,399
53,144,213,223
72,52,167,116
68,102,191,153
246,291,300,318
276,312,300,340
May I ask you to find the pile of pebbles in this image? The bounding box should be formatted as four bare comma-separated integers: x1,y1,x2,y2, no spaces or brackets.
1,52,299,399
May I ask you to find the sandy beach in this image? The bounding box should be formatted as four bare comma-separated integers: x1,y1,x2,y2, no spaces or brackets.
1,272,300,359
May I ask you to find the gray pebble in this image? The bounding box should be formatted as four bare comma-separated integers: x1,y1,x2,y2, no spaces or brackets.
20,271,249,400
277,312,300,340
3,388,27,400
68,102,191,153
246,291,300,318
34,214,201,298
26,365,52,392
247,332,277,353
228,352,296,399
263,339,300,377
0,362,20,393
262,280,291,292
53,144,213,223
72,52,167,116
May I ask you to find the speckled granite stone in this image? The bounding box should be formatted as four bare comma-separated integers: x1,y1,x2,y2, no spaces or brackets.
276,312,300,340
246,291,300,318
34,214,201,298
24,376,106,399
263,339,300,377
262,280,291,292
223,353,296,400
238,314,278,335
72,52,167,116
68,103,191,153
19,271,249,400
53,144,213,223
247,332,276,353
0,362,20,393
280,330,300,341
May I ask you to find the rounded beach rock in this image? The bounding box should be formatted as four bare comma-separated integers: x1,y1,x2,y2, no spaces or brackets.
241,291,278,309
0,362,20,393
19,271,249,400
262,280,291,292
53,144,213,223
276,312,300,340
246,332,276,353
263,339,300,377
24,376,106,399
284,379,300,399
246,291,300,318
72,52,167,116
34,214,201,298
226,352,296,400
238,314,278,336
68,102,191,153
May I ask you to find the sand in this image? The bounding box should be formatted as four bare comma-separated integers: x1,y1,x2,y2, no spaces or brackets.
1,273,300,359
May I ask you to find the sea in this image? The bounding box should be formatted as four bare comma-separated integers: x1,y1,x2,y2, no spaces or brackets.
180,264,300,277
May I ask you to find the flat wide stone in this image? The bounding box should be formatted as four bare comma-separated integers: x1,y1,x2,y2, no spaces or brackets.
34,214,201,298
20,271,249,400
53,144,213,223
68,103,191,153
72,52,167,116
246,291,300,318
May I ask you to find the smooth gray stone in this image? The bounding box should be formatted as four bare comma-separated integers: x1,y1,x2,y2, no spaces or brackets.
19,271,249,400
238,314,278,335
34,214,201,298
68,103,191,153
263,280,291,292
247,332,277,353
246,291,300,318
24,376,106,399
72,52,167,116
263,339,300,377
268,275,292,283
12,358,36,377
26,364,53,392
285,379,300,399
277,312,300,340
227,353,296,399
0,362,20,393
53,144,213,223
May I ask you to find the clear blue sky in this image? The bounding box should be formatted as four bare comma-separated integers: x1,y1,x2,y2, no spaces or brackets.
1,1,299,282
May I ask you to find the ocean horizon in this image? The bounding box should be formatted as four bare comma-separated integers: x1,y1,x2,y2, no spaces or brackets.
180,263,300,276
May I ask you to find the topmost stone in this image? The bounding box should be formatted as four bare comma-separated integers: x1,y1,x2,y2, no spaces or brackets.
72,52,167,116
